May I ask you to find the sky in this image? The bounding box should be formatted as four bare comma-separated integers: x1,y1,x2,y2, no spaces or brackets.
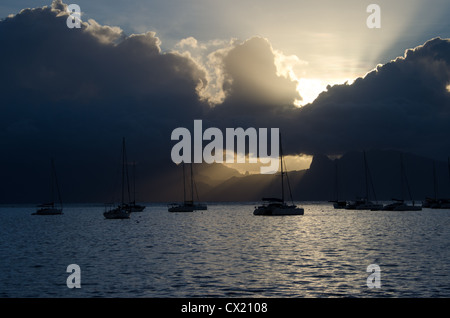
2,0,450,105
1,0,450,202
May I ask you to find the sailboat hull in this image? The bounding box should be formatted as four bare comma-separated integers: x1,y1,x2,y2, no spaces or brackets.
32,208,63,215
124,204,146,212
103,207,130,219
254,203,304,215
168,205,194,212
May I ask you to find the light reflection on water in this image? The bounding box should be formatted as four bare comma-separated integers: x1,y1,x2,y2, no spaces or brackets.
0,202,449,297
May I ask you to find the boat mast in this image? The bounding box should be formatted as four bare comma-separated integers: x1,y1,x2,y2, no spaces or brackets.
190,163,194,203
280,134,285,203
51,159,63,209
400,153,413,202
363,151,369,201
121,138,125,206
334,160,339,202
433,161,438,200
182,162,186,203
50,159,54,207
132,162,136,205
448,157,450,197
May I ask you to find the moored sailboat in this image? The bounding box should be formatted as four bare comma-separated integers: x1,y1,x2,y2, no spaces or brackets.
382,153,421,211
345,151,383,211
329,159,347,209
32,159,63,215
427,158,450,209
124,162,145,212
168,163,207,212
104,138,130,219
254,134,304,216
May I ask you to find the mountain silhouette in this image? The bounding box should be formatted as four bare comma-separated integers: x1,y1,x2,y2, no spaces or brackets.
170,150,450,203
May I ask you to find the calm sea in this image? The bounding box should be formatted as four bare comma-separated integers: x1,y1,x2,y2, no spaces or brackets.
0,202,449,298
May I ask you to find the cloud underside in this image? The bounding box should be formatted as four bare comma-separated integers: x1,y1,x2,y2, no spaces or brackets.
1,1,450,201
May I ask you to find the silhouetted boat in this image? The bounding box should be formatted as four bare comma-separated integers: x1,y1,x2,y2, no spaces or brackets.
32,159,63,215
382,199,421,211
104,138,130,219
382,153,421,211
345,198,382,211
125,163,145,212
168,163,207,212
426,158,450,209
329,159,347,209
254,134,304,216
345,151,382,210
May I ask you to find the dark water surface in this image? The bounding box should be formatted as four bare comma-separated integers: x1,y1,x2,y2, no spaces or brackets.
0,202,449,297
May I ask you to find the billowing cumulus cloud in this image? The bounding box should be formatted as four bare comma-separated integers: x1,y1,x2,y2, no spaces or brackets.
1,1,450,203
284,37,450,159
0,2,209,202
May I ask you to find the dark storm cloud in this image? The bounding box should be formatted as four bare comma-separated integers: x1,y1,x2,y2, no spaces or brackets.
284,37,450,159
0,1,209,202
1,1,450,203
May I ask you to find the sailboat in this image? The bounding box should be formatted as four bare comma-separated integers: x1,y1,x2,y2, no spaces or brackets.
123,162,145,212
345,151,383,210
425,158,450,209
330,159,347,209
382,153,421,211
253,134,304,216
168,163,207,212
423,161,439,208
32,159,63,215
104,138,131,219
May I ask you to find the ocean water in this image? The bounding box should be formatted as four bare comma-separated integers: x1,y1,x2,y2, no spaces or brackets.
0,202,449,298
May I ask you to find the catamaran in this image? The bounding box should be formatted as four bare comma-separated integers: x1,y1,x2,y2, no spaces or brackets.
254,134,304,216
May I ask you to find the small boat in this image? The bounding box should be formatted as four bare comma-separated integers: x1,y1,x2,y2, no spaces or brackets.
103,205,130,219
104,138,130,219
345,198,383,211
254,134,304,216
125,163,145,212
33,203,63,215
381,154,422,211
331,200,347,209
124,203,145,212
32,159,63,215
254,198,304,215
426,158,450,209
382,199,421,211
345,151,382,211
168,202,195,212
168,163,207,212
330,159,347,209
